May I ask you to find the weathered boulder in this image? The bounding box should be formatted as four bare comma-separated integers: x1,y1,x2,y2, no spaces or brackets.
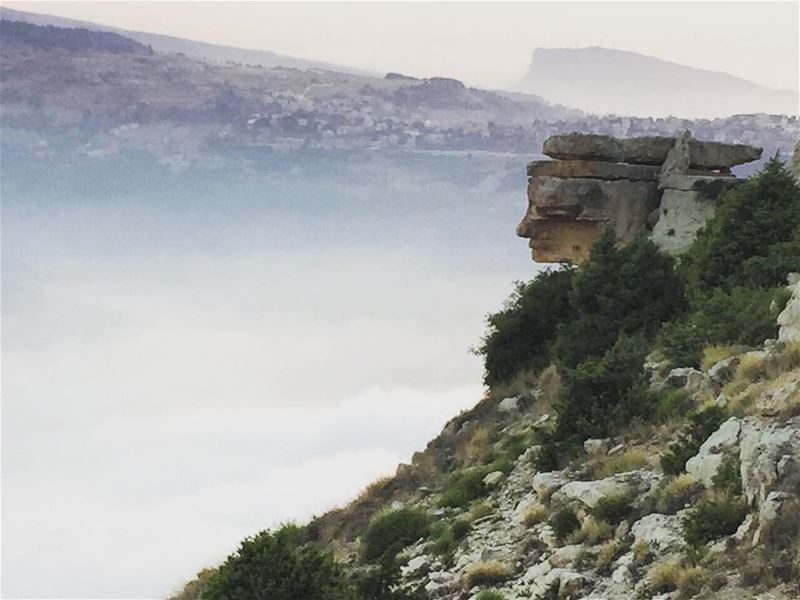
685,417,741,486
650,189,717,256
659,367,717,401
707,356,740,386
483,471,505,487
401,555,431,578
543,133,762,169
532,471,569,499
584,438,611,457
555,478,632,508
631,512,685,553
752,491,793,546
777,277,800,343
497,396,520,413
739,419,800,507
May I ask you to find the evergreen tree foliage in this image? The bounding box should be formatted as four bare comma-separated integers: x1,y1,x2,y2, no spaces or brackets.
683,156,800,293
555,334,651,443
203,526,355,600
553,231,686,369
478,268,575,386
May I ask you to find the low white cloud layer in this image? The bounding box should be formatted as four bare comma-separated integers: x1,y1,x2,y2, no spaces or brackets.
2,187,535,597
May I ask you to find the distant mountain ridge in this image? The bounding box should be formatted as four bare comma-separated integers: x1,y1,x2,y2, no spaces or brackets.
0,6,378,76
519,47,799,119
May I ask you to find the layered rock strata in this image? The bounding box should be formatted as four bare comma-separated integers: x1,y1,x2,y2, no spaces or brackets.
517,132,762,263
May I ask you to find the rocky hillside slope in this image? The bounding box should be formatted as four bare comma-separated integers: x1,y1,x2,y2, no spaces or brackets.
173,285,800,600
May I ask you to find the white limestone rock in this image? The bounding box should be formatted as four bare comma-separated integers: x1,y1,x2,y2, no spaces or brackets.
584,438,611,456
739,420,800,507
483,470,505,487
498,396,520,413
631,513,685,553
778,278,800,343
532,471,569,498
685,417,741,486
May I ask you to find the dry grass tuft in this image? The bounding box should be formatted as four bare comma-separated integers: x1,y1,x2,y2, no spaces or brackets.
591,449,649,478
522,503,548,527
567,516,613,546
700,345,745,371
463,561,511,587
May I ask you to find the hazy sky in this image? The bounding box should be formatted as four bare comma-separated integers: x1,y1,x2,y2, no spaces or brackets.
6,1,800,92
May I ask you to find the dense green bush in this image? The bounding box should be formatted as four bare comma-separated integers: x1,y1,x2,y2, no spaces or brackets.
555,334,652,443
475,591,506,600
362,508,430,561
353,552,425,600
660,286,783,367
712,453,742,497
553,231,686,369
592,493,634,525
549,507,581,541
439,467,490,508
652,389,693,422
429,518,471,556
683,495,747,548
203,525,354,600
683,157,800,292
660,406,728,475
477,268,575,386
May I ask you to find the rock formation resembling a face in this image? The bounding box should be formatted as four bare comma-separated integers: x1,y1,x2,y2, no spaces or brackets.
517,133,762,264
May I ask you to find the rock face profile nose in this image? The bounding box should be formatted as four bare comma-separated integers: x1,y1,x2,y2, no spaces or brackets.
518,132,763,264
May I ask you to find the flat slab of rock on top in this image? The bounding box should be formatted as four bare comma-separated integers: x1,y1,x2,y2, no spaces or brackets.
543,133,762,170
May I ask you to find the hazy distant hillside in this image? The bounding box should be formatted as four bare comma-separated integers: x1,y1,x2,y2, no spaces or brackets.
1,19,797,172
520,47,800,119
0,6,375,76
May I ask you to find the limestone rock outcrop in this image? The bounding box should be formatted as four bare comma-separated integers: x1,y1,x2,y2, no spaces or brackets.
517,132,762,263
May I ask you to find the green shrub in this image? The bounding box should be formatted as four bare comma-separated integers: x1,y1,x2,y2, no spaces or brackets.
712,452,742,497
660,286,782,368
567,516,613,545
475,592,506,600
655,475,704,514
549,507,580,542
439,468,490,508
683,495,747,548
477,268,575,387
660,405,727,475
354,552,422,600
451,518,472,541
203,525,354,600
429,519,471,556
652,389,693,422
362,508,430,561
592,493,634,525
683,156,800,292
553,231,686,369
555,334,652,443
